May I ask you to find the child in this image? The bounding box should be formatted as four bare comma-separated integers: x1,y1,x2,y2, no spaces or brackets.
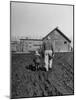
34,50,41,70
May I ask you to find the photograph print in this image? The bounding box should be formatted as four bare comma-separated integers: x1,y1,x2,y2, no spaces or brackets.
10,1,74,99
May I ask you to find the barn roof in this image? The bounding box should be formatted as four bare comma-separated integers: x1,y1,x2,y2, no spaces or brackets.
20,38,42,41
42,27,71,43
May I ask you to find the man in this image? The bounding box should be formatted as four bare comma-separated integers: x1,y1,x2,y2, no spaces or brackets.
42,37,54,71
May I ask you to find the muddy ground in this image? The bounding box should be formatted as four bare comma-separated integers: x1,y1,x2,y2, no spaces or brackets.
11,52,74,99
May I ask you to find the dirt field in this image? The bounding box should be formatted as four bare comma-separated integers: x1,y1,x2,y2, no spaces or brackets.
11,52,74,99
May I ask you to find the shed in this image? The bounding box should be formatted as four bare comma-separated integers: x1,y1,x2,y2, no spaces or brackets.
42,27,71,52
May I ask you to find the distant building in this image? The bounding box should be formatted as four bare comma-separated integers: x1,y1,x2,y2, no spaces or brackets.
11,41,17,52
20,39,42,53
11,40,21,53
11,27,72,53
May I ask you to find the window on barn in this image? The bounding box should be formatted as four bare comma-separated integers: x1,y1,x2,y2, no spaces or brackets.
64,41,67,44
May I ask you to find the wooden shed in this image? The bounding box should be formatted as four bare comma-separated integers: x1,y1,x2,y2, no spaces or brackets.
42,27,71,52
20,39,42,53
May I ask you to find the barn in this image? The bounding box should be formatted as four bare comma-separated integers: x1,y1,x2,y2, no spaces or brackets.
20,39,42,53
42,27,71,52
11,27,72,53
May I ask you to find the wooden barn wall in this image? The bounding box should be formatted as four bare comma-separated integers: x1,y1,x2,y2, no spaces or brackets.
20,40,42,52
43,30,71,52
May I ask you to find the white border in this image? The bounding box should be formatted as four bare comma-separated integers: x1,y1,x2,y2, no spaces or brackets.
0,0,75,100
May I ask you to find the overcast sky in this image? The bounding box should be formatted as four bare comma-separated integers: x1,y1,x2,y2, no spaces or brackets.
11,2,73,45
